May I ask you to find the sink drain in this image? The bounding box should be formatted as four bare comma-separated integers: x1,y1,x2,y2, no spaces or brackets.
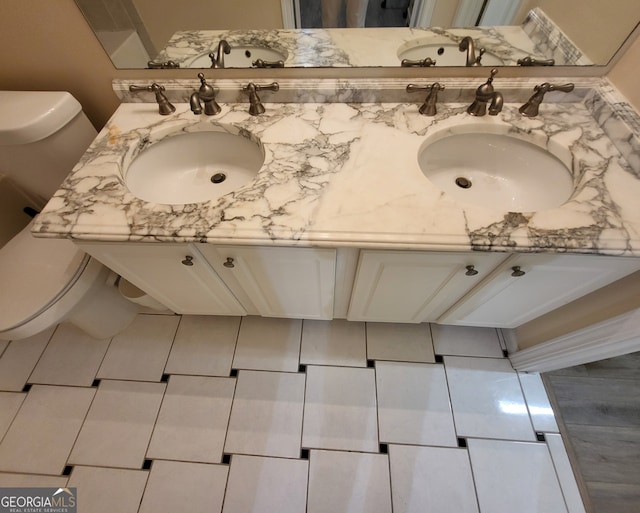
455,177,472,189
211,173,227,184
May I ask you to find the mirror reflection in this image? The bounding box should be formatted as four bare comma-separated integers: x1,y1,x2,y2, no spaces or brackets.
75,0,640,69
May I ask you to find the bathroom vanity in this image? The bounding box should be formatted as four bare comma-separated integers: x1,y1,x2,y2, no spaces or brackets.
32,78,640,329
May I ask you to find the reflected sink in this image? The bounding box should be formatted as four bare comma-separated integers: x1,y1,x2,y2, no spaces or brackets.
417,131,573,212
125,127,264,205
398,42,503,66
186,45,287,68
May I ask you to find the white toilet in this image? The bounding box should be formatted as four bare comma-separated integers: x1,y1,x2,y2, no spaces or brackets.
0,91,139,341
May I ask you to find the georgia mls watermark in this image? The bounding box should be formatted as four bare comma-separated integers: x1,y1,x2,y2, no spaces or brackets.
0,488,76,513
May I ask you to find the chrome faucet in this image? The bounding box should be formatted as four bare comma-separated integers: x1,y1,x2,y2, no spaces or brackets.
190,73,221,116
406,83,445,116
519,82,575,117
459,36,485,66
129,83,176,115
209,40,231,68
467,68,503,116
242,82,279,116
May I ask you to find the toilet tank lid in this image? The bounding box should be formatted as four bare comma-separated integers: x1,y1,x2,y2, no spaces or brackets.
0,91,83,145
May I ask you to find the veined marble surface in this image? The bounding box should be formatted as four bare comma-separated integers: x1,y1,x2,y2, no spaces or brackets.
155,25,552,69
33,80,640,256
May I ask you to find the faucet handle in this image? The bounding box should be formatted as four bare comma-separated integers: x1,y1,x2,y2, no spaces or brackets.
407,83,445,116
242,82,279,116
401,57,436,67
129,83,176,115
519,82,575,117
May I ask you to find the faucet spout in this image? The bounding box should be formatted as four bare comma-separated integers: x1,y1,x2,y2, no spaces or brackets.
459,37,484,66
467,68,501,116
209,40,231,69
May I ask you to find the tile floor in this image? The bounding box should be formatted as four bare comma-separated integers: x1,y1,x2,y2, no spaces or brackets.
0,314,586,513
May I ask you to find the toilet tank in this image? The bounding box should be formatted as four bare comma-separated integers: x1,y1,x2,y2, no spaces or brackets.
0,91,98,204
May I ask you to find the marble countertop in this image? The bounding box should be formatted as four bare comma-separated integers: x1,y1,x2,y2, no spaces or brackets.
33,83,640,256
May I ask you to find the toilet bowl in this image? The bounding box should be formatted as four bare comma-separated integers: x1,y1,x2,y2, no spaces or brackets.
0,91,139,341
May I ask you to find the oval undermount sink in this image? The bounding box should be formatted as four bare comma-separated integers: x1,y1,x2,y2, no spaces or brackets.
125,128,264,205
398,42,503,66
417,131,573,212
186,45,287,68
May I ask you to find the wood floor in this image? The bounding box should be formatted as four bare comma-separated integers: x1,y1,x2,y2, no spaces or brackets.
543,351,640,513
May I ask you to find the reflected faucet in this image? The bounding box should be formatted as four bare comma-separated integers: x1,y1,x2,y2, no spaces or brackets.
406,83,445,116
209,40,231,68
401,57,436,68
467,68,503,116
459,36,485,66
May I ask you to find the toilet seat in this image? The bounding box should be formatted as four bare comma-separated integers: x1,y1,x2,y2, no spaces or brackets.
0,221,105,338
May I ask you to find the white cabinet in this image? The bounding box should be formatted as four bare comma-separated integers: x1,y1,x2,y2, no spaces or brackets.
439,253,640,328
347,250,507,323
199,245,336,320
78,242,246,316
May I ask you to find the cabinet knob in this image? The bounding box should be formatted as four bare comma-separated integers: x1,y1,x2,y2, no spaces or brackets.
223,257,235,268
181,256,194,266
511,266,526,277
465,265,479,276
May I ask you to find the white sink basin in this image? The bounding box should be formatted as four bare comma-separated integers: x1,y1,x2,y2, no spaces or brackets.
398,42,503,66
186,45,287,68
125,127,264,205
417,130,573,212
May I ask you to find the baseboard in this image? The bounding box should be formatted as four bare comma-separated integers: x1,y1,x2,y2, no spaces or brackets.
508,308,640,372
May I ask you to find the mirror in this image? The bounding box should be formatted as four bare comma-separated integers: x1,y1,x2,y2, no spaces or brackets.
75,0,640,69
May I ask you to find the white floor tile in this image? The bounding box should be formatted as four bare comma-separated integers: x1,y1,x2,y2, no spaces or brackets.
468,438,568,513
308,450,392,513
376,362,457,446
303,366,378,452
432,325,504,358
389,445,479,513
67,466,148,513
233,317,302,372
301,319,367,367
223,455,308,513
97,314,179,381
165,315,240,376
519,372,559,433
445,356,536,441
366,323,435,363
148,375,235,463
139,460,228,513
29,324,110,386
225,370,305,458
69,380,165,469
0,327,53,391
0,392,25,439
0,385,95,474
546,434,587,513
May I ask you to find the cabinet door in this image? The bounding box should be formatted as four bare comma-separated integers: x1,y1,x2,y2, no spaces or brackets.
347,250,507,323
440,253,640,328
78,242,246,316
201,245,336,320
